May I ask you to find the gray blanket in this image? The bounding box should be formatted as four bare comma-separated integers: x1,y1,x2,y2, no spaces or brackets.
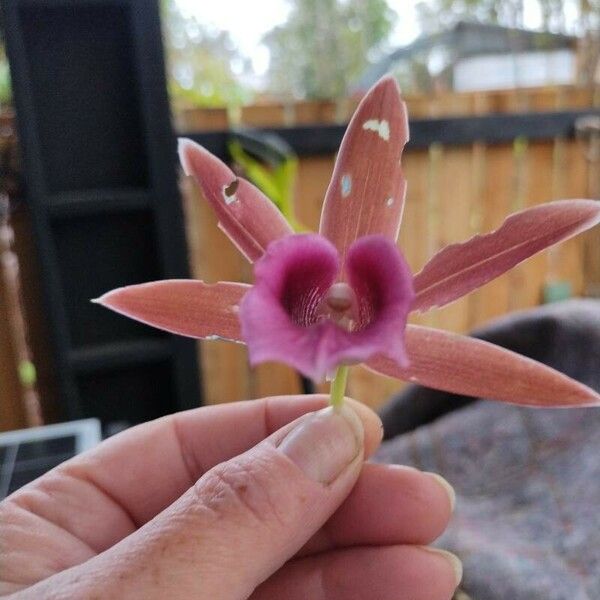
375,300,600,600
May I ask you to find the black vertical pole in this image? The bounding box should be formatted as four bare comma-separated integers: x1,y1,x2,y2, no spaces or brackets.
2,0,201,427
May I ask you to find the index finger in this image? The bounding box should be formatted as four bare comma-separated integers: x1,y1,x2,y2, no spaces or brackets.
8,396,382,552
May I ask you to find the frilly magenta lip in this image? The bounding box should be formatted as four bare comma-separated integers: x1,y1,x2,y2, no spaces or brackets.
239,234,414,382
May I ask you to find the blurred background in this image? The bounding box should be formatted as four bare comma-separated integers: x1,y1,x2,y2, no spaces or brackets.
0,0,599,446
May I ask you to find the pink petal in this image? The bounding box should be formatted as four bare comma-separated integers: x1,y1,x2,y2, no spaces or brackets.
319,76,409,266
368,325,600,407
239,234,413,381
179,138,293,262
413,199,600,312
94,280,247,341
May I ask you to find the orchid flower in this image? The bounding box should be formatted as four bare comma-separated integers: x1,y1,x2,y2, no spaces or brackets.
96,77,600,409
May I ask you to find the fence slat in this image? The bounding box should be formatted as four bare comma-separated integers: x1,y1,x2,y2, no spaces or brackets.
182,176,251,404
469,145,514,327
0,274,26,431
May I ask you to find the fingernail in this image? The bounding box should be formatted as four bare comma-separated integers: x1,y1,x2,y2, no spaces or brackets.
278,406,363,484
425,472,456,512
421,547,463,586
390,464,419,473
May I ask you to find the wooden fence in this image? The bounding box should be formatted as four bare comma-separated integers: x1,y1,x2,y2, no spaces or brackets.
182,85,599,409
176,85,599,131
0,207,57,432
1,85,599,431
0,265,25,430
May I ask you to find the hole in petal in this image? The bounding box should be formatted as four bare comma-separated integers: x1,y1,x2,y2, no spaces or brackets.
341,174,352,198
362,118,390,141
222,179,239,205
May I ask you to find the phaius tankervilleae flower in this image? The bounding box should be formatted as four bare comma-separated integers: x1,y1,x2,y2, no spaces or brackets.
96,77,600,408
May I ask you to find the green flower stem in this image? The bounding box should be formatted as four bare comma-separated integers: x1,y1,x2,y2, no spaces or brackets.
329,365,349,411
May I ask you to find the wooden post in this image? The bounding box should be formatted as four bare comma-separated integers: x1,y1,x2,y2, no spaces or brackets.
0,196,43,427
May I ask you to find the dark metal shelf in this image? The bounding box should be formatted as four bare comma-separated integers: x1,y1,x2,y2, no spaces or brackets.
3,0,202,423
69,338,173,374
47,189,152,219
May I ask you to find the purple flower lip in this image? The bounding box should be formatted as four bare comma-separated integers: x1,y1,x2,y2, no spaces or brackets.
238,233,414,382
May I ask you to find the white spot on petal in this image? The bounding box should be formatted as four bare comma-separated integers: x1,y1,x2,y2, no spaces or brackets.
204,333,243,344
386,196,394,207
341,174,352,198
204,334,224,341
362,119,390,141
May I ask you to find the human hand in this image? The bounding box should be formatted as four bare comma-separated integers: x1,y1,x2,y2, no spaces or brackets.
0,395,460,599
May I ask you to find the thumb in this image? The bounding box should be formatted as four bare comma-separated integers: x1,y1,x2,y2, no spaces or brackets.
61,404,380,599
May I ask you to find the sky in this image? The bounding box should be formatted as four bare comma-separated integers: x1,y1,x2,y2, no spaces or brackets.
175,0,424,76
174,0,577,77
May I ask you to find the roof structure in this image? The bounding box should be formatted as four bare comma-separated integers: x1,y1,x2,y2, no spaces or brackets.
356,21,576,92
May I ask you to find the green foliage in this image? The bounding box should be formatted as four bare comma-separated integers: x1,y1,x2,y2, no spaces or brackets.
0,61,11,106
544,280,572,303
263,0,396,99
18,360,37,387
162,0,251,108
0,45,11,106
228,140,305,232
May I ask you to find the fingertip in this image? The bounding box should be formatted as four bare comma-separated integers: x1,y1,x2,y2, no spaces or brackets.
418,546,463,588
341,463,455,545
254,544,460,600
424,471,456,513
343,397,383,457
